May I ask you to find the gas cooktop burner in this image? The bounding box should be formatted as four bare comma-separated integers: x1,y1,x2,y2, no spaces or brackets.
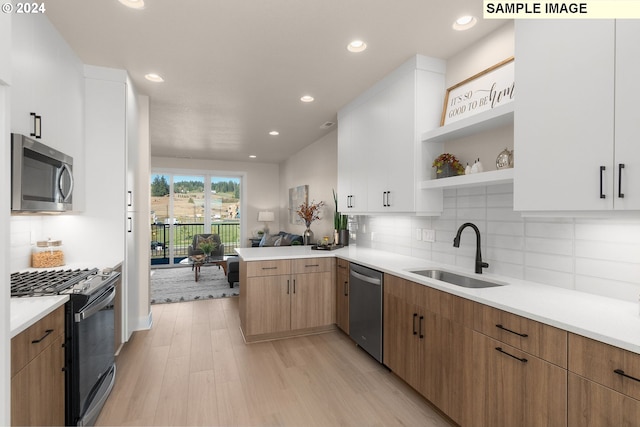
10,268,99,297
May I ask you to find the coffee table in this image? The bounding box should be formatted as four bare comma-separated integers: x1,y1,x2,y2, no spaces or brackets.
183,255,229,282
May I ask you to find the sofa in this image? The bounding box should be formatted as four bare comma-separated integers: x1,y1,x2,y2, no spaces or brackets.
226,231,303,287
258,231,303,247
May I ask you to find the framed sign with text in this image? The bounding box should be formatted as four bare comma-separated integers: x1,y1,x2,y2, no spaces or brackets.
441,57,515,126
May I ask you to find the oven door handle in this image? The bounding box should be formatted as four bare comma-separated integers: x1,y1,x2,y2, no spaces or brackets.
75,286,116,323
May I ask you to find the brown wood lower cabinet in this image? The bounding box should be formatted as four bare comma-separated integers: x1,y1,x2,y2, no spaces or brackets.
568,373,640,427
472,332,568,427
383,274,474,426
383,273,572,427
568,333,640,426
240,257,335,341
11,306,66,426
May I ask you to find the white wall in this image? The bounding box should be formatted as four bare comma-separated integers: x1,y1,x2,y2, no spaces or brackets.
151,157,280,246
279,129,338,242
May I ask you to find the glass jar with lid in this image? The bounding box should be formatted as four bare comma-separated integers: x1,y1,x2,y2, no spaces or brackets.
32,239,65,268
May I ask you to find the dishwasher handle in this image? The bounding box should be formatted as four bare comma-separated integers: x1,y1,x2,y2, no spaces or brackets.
350,269,382,286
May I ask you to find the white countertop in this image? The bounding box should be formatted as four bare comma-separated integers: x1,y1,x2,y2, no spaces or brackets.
235,246,338,261
237,245,640,354
10,295,69,338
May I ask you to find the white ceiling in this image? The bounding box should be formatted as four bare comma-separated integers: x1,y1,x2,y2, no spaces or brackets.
45,0,506,164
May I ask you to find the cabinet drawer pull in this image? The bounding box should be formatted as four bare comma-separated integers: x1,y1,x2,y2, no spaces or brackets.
305,264,320,268
614,369,640,383
600,166,606,199
618,163,625,198
412,313,418,335
31,329,54,344
262,267,278,270
338,264,347,269
495,347,528,363
495,324,528,338
419,315,424,339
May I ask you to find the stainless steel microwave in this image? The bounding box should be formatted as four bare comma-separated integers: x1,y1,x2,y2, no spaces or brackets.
11,133,74,213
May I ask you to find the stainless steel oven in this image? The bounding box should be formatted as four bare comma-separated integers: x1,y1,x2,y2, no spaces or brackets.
66,279,117,426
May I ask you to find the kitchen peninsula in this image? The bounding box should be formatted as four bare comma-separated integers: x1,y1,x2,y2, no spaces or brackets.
237,245,640,427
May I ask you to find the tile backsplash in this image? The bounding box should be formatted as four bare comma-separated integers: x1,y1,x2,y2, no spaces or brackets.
353,184,640,303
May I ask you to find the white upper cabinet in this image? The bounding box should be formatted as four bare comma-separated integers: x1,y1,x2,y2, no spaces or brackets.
337,55,445,214
515,20,640,212
337,100,369,213
11,16,83,157
613,20,640,210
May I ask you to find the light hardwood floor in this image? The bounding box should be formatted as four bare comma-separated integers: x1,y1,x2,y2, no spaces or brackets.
96,297,453,426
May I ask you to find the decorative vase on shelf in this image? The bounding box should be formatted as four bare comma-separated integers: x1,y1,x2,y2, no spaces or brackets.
303,222,314,246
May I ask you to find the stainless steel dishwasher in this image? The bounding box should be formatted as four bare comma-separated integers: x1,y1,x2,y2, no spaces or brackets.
349,262,383,363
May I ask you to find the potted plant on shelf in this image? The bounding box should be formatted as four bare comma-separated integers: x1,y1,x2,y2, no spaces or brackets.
333,189,348,246
433,153,464,178
296,200,324,245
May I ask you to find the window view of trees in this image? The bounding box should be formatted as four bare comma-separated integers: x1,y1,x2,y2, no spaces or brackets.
150,173,242,264
151,175,170,197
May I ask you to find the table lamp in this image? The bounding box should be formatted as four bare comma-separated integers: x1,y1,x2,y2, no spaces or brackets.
258,211,275,234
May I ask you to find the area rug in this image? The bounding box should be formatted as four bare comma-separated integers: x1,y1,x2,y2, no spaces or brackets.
150,266,238,304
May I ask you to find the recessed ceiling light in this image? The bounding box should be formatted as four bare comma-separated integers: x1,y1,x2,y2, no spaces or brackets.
249,155,257,159
144,73,164,82
453,15,477,31
347,40,367,53
300,95,314,103
269,130,280,136
118,0,145,9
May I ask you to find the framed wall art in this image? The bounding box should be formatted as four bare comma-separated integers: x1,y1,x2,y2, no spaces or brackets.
441,56,514,126
288,184,308,224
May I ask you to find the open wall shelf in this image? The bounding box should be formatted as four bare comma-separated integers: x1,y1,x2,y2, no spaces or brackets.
419,168,514,190
421,103,514,144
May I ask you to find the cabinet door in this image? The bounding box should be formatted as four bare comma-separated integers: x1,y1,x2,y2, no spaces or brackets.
568,373,640,427
380,71,416,212
614,20,640,210
427,315,474,426
366,72,416,213
337,101,370,213
291,271,333,330
11,335,65,426
382,275,422,391
514,20,615,211
337,111,353,213
473,333,567,427
345,99,371,212
245,275,291,335
335,260,349,333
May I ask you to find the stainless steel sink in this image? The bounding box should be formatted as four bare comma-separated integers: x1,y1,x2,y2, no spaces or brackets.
410,269,504,289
